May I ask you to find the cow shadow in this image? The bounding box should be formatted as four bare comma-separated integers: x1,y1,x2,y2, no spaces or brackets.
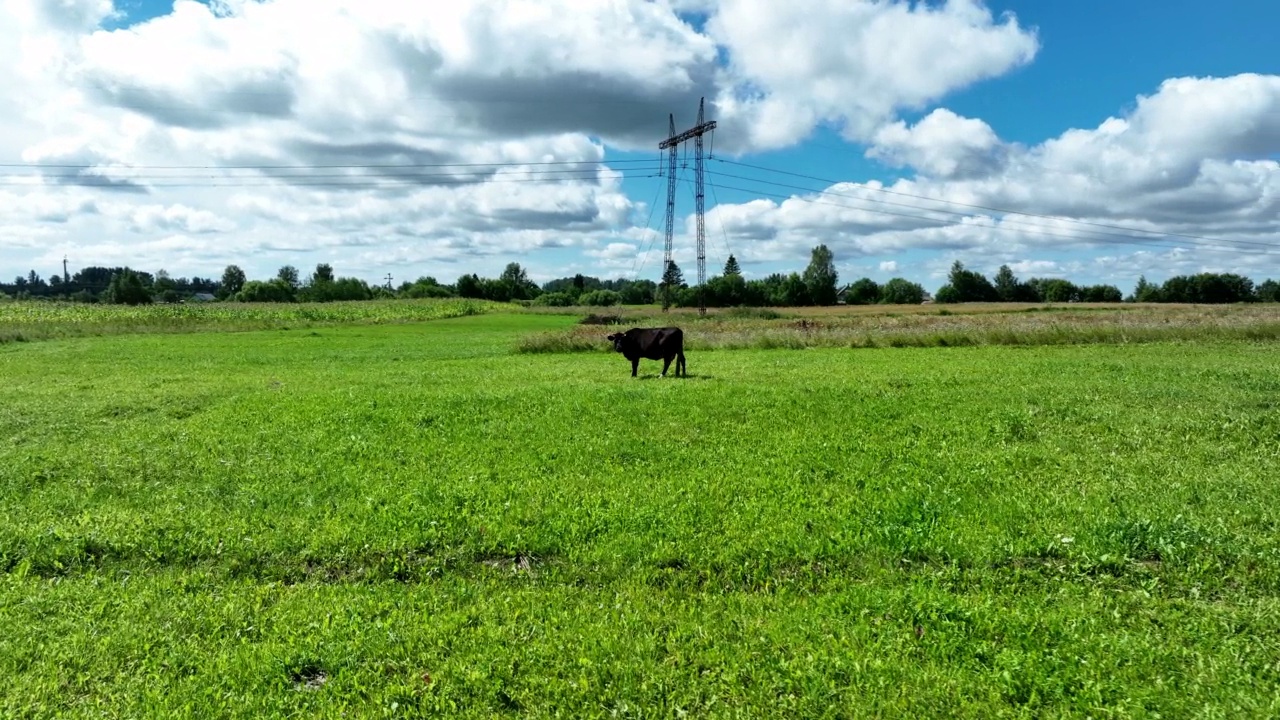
635,373,713,381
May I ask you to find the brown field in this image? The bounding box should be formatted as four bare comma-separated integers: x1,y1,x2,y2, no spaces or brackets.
518,302,1280,353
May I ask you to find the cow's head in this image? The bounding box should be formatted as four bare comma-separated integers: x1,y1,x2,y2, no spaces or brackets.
605,332,626,353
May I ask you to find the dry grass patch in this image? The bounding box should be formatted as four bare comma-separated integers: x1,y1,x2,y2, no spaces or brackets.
518,303,1280,353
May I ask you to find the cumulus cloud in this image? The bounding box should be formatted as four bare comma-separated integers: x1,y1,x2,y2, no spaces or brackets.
16,0,117,32
122,203,237,234
0,0,1275,289
868,109,1007,178
68,0,720,149
706,0,1039,151
707,74,1280,284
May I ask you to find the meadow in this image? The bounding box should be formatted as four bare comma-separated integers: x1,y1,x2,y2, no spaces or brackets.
2,303,1279,717
0,297,505,344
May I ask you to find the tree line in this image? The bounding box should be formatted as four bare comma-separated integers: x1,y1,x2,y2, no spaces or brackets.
2,250,1277,306
928,261,1278,304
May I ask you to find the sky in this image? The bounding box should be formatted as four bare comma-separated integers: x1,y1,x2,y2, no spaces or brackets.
1,0,1277,292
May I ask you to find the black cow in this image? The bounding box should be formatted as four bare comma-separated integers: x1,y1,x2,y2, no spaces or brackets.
606,327,687,378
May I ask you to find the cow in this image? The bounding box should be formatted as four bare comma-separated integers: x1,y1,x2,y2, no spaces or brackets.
606,326,687,378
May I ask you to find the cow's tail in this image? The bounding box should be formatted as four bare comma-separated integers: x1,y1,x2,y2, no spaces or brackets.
678,348,687,377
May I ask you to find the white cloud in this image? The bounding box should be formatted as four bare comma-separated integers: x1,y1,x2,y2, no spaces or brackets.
0,0,1275,290
12,0,117,32
121,203,237,234
1007,260,1062,276
706,0,1039,151
868,109,1006,178
586,242,642,261
704,73,1280,285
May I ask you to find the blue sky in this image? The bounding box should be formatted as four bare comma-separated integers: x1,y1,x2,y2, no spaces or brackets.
613,1,1280,287
3,0,1278,292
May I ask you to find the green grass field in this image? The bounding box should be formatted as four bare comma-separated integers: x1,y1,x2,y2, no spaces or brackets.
3,309,1279,717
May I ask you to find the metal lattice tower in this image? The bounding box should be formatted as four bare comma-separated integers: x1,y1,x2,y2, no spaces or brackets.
659,97,717,314
662,113,678,299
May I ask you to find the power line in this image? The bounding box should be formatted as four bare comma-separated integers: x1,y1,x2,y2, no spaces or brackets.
705,179,1280,258
712,157,1276,251
635,167,679,281
0,170,663,189
628,177,668,281
11,167,660,182
707,181,736,269
681,174,731,273
0,158,660,170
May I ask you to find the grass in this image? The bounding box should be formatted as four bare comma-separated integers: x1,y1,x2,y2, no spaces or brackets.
519,302,1280,352
2,312,1280,717
0,297,507,344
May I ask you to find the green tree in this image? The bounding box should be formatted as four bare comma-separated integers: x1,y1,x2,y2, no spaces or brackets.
579,289,621,307
803,244,839,305
104,269,152,305
1258,279,1279,303
723,254,742,277
946,261,999,302
617,279,655,305
1131,275,1161,303
1079,284,1124,302
397,276,453,300
312,263,335,284
660,260,685,310
781,272,811,306
879,278,925,305
704,273,747,307
1030,278,1080,303
993,265,1025,302
455,273,484,299
531,292,574,307
329,277,373,301
154,269,175,288
499,262,539,301
843,278,880,305
220,265,246,298
277,265,300,291
934,284,961,304
236,279,295,303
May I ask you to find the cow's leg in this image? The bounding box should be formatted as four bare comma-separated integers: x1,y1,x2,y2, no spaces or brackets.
678,350,686,376
661,355,673,377
631,358,639,377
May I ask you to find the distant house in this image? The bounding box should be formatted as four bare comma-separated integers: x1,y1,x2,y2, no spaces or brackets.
188,293,217,303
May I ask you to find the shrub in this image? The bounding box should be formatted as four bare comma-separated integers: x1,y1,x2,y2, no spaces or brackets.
843,278,881,305
532,292,574,307
579,313,625,326
104,270,153,306
578,290,621,307
934,284,961,304
880,278,926,305
236,279,296,303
